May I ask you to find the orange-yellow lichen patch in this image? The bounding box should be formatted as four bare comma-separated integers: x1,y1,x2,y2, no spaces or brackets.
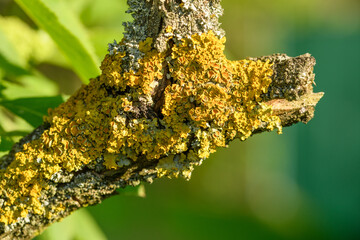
161,31,280,165
103,153,119,170
100,38,164,95
0,30,281,225
165,26,173,33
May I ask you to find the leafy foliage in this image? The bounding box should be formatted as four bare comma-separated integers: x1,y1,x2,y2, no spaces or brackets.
14,0,100,83
0,96,64,127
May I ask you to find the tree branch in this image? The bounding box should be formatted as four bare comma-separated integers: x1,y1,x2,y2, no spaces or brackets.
0,0,323,239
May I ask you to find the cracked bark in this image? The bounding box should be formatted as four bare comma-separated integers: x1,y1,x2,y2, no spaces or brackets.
0,0,323,239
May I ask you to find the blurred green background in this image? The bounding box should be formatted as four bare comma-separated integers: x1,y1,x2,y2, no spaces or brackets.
0,0,359,239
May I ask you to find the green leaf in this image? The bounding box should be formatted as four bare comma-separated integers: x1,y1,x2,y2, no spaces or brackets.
43,0,99,65
0,16,63,67
0,27,23,67
0,96,64,127
0,130,30,137
0,54,31,78
0,136,14,152
35,209,107,240
1,74,59,100
14,0,100,83
0,28,31,77
0,81,5,99
0,124,15,152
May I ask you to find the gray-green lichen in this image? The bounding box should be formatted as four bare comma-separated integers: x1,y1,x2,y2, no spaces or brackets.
112,0,225,71
250,53,316,101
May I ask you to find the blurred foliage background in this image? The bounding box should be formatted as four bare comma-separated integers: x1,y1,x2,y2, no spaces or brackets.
0,0,359,239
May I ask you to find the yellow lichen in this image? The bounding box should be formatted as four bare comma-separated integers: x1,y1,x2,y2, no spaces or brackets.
0,30,281,225
165,26,173,33
139,37,153,53
103,153,119,170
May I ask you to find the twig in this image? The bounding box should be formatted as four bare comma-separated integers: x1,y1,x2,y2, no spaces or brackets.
0,1,323,239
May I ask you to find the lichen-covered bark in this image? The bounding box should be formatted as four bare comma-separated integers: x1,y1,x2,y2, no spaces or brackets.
257,54,324,127
0,0,323,239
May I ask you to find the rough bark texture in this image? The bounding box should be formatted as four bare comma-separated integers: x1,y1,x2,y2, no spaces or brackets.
0,0,323,239
258,54,324,127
